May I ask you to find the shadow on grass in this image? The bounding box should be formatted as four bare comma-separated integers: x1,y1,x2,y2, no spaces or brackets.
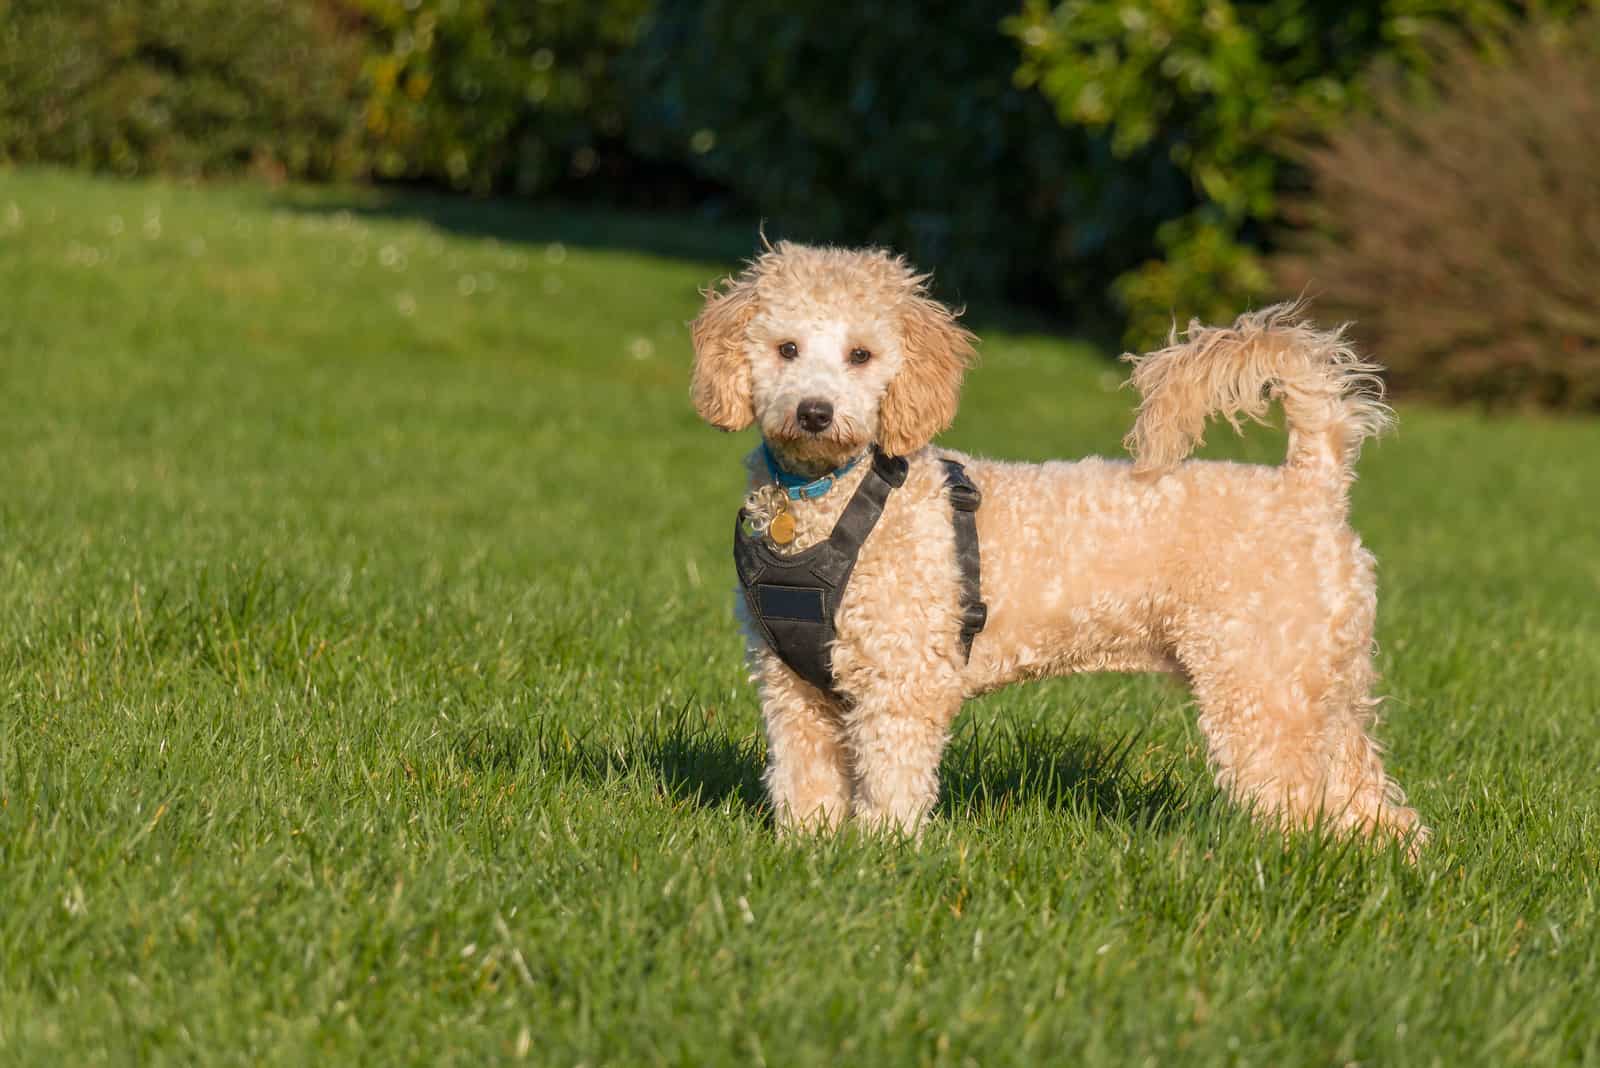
512,710,768,815
274,186,755,268
937,717,1202,832
511,708,1205,834
270,188,1103,341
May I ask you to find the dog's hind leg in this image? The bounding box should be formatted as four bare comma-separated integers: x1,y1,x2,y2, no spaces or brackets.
756,654,853,832
1180,609,1424,853
1301,645,1427,850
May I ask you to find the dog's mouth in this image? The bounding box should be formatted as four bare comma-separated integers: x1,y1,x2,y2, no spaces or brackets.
765,412,869,474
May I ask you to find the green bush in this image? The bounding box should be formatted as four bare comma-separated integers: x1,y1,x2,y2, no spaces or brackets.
1273,16,1600,409
1007,0,1595,346
354,0,652,196
0,0,369,179
625,0,1095,305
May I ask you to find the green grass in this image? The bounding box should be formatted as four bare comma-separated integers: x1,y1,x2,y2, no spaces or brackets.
2,167,1598,1066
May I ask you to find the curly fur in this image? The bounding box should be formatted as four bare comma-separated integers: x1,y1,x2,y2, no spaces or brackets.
690,243,1426,857
1124,303,1394,496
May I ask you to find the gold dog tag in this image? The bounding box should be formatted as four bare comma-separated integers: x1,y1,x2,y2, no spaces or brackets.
769,510,796,545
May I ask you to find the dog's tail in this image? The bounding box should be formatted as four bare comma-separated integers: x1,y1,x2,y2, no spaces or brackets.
1121,302,1391,505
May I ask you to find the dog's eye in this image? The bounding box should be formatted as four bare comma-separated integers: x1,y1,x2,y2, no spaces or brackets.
849,347,872,366
777,341,798,360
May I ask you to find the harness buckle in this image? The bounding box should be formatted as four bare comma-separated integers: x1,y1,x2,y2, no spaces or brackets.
962,601,989,635
947,481,981,512
796,476,833,501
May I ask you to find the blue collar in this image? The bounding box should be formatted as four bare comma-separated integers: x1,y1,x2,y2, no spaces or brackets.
762,442,867,501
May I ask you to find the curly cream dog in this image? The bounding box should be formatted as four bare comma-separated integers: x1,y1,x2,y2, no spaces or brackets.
691,241,1424,851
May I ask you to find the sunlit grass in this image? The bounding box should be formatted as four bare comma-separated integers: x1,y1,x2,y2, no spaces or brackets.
1,168,1598,1066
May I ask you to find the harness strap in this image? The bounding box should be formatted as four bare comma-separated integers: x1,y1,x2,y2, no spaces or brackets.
829,447,909,561
940,459,987,661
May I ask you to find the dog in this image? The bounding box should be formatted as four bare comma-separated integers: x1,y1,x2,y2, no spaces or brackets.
690,241,1425,853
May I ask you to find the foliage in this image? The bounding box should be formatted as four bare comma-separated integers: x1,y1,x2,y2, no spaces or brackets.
354,0,652,195
626,0,1088,304
1112,215,1273,350
0,0,369,179
1007,0,1596,347
1274,16,1600,410
4,169,1600,1063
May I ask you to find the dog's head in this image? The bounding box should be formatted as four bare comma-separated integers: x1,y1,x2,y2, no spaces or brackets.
690,241,976,475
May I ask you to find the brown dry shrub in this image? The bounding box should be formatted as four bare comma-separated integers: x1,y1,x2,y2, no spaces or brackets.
1273,17,1600,410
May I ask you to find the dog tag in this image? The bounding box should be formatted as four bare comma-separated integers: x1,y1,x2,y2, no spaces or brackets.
769,510,796,545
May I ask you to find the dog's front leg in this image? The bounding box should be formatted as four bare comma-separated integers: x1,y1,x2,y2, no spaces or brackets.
843,683,963,835
755,653,853,831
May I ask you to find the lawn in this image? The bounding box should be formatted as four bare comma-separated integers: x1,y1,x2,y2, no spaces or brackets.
2,167,1598,1066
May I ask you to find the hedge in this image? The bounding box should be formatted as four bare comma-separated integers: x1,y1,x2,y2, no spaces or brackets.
0,0,368,180
1008,0,1598,346
1272,15,1600,410
625,0,1094,307
354,0,651,196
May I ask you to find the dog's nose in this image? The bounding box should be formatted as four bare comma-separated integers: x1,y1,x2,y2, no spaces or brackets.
796,398,833,433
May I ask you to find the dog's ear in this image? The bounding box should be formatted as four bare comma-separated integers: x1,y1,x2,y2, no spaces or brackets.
878,293,976,456
689,275,758,431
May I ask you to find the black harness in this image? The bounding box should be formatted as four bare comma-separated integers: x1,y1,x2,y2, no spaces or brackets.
733,447,988,697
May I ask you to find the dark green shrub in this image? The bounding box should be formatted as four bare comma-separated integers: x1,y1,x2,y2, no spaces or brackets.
354,0,652,195
626,0,1100,306
1007,0,1595,346
1273,17,1600,409
0,0,369,179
